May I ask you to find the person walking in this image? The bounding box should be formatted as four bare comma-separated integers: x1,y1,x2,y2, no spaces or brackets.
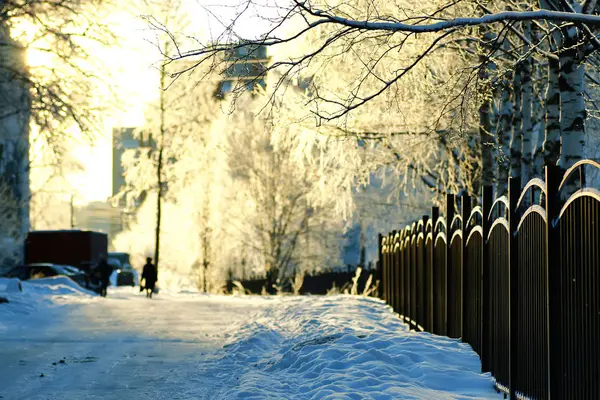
141,257,157,298
96,257,112,297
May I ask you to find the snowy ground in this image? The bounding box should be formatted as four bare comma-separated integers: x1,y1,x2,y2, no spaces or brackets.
0,278,500,399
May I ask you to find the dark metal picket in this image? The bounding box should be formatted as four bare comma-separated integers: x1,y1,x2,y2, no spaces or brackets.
425,214,435,333
403,227,412,325
416,218,426,330
433,216,447,336
393,232,401,317
448,208,463,339
407,223,417,330
487,195,510,394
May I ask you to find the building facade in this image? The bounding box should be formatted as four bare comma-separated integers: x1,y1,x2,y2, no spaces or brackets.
216,44,269,97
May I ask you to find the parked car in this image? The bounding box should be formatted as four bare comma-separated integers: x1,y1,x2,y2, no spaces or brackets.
1,263,87,287
107,252,139,287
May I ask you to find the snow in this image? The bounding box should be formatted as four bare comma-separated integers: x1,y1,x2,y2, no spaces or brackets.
0,277,22,293
25,276,98,297
306,8,600,35
0,285,500,399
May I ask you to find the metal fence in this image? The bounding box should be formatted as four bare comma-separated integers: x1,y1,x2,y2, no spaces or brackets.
376,162,600,400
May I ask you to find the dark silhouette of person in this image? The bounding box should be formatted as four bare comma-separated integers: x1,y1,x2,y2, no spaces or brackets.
96,257,112,297
141,258,157,298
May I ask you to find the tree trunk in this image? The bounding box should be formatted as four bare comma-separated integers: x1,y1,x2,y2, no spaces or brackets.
531,61,546,177
0,23,31,266
558,44,586,171
155,148,163,272
201,188,211,293
510,63,522,181
154,41,168,274
520,24,533,183
480,64,496,189
496,72,513,196
478,25,496,193
543,57,561,166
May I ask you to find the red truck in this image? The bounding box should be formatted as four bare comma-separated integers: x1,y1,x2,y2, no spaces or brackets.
25,230,108,275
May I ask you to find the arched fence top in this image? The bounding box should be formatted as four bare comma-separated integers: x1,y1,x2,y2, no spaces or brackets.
451,229,463,244
466,207,483,229
394,232,401,244
558,187,600,221
435,217,447,233
558,159,600,192
488,196,509,221
411,222,418,235
517,177,547,209
417,219,424,231
451,214,462,233
425,218,433,231
487,217,509,241
466,225,483,245
435,231,447,246
517,205,547,233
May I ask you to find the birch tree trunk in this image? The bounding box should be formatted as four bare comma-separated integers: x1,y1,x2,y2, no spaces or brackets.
496,71,513,196
479,27,497,192
543,57,561,166
480,63,497,190
531,61,546,177
558,38,586,171
520,24,533,183
510,64,523,182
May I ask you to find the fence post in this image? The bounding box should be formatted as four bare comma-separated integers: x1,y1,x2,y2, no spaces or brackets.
385,233,390,306
401,228,409,326
461,194,472,340
545,165,561,400
431,206,439,334
389,230,398,312
378,233,383,300
389,232,394,309
508,176,520,400
421,215,429,331
446,193,455,336
481,185,493,373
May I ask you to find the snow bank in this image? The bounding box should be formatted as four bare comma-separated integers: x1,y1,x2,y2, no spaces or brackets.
0,277,22,293
0,276,97,337
203,295,498,399
24,276,97,297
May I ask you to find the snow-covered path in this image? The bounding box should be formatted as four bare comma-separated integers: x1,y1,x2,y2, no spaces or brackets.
0,282,500,399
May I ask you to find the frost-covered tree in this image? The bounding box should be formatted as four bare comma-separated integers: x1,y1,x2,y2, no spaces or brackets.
220,92,343,291
0,24,30,268
115,67,222,289
152,0,600,197
1,0,117,264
